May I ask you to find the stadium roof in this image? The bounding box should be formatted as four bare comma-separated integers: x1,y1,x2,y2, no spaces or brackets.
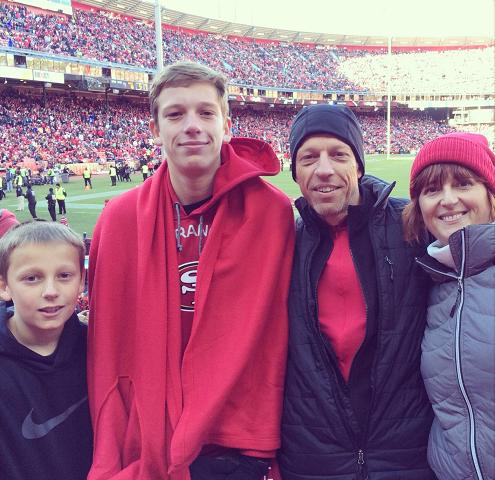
79,0,493,47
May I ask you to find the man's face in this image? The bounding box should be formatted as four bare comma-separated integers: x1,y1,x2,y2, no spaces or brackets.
150,82,231,181
295,135,362,226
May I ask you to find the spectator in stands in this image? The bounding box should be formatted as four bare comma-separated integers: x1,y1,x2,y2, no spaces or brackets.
278,104,435,479
1,1,491,93
87,61,294,479
0,91,455,168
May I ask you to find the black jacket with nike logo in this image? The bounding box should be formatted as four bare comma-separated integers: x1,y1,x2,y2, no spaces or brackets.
0,311,93,480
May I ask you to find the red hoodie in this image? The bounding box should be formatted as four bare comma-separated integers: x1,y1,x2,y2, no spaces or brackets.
87,138,295,479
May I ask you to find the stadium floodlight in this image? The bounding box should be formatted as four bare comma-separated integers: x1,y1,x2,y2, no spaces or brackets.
154,0,164,71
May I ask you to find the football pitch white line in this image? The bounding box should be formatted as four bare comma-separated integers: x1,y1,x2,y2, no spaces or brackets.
4,200,108,211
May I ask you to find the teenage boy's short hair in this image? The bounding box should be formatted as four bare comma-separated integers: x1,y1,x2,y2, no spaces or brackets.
150,61,229,124
0,220,85,278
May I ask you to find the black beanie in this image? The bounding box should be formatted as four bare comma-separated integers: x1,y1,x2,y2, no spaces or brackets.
289,104,365,181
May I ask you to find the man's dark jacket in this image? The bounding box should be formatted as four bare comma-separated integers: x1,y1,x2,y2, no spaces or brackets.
278,176,436,480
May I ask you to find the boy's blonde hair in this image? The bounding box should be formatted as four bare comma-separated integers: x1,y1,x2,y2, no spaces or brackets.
0,221,85,279
150,60,229,124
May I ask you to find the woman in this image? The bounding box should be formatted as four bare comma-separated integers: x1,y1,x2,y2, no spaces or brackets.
403,132,494,480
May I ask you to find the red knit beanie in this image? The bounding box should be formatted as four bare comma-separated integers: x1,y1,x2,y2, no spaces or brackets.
410,132,495,196
0,209,19,238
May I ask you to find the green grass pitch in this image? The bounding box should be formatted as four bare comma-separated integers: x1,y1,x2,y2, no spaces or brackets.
6,154,414,236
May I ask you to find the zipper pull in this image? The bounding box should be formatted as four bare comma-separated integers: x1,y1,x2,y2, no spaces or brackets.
385,256,394,281
357,449,365,465
357,449,367,479
450,279,462,317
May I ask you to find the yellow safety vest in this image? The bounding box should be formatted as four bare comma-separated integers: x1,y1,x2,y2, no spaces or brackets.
55,187,66,200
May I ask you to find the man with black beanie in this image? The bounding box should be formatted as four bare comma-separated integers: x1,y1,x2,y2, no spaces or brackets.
278,104,436,479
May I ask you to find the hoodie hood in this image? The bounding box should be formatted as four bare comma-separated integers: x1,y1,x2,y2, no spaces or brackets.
165,137,280,217
192,137,280,213
0,209,19,237
0,312,86,373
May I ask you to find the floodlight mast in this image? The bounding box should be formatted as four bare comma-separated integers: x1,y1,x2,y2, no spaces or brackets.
386,35,392,161
154,0,164,71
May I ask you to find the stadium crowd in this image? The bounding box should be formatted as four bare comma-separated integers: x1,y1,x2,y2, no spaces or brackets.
0,91,454,166
1,1,493,94
0,93,154,165
232,108,454,155
338,48,495,94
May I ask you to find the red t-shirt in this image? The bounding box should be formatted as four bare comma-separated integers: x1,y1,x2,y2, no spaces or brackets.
175,203,216,357
317,226,366,382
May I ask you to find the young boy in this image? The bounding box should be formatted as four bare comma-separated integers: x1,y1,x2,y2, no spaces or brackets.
0,221,93,480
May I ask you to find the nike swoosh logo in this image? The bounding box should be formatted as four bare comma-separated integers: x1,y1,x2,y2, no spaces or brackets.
21,395,88,439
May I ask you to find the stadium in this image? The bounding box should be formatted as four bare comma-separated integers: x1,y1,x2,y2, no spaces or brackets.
1,2,495,479
0,0,494,234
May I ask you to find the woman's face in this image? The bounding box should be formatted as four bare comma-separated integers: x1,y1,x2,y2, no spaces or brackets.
419,171,492,246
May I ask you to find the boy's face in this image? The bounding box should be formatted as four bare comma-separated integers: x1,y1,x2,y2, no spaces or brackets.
0,242,84,346
150,82,231,182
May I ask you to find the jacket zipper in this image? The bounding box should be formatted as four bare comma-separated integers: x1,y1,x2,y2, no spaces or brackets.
348,247,370,480
306,237,363,471
309,234,369,479
357,449,368,479
417,237,484,478
453,230,484,480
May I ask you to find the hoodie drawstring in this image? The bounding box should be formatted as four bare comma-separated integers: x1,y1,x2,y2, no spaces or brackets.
198,215,205,254
174,202,183,252
174,202,206,255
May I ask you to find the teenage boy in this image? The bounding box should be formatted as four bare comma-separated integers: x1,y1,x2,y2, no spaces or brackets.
0,221,93,480
88,60,295,479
